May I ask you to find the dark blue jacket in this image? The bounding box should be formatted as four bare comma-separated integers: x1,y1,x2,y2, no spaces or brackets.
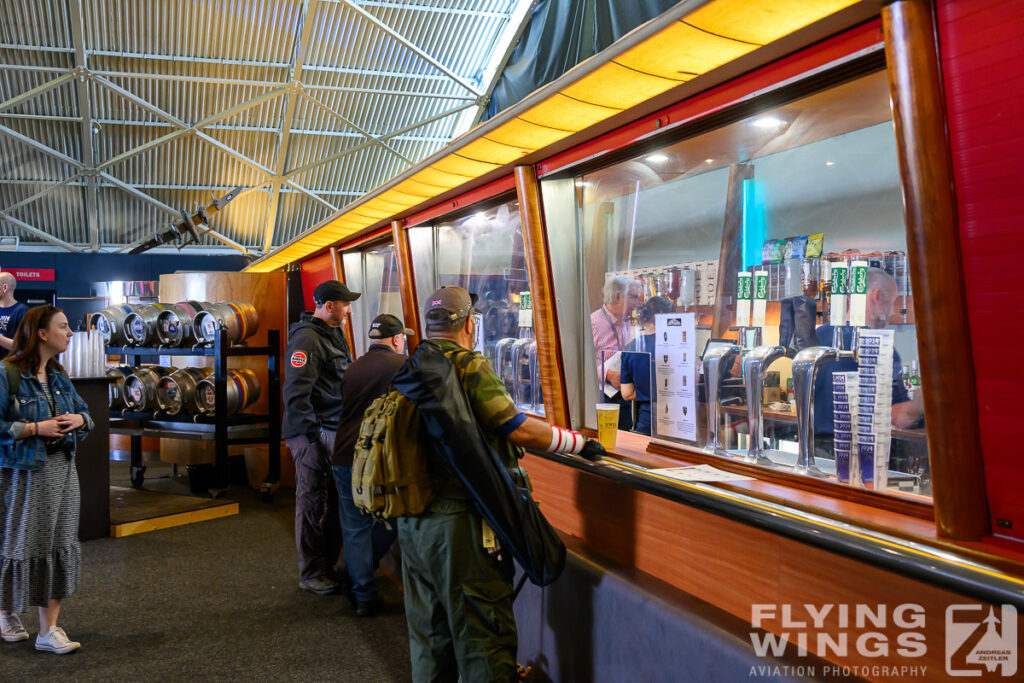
0,364,93,469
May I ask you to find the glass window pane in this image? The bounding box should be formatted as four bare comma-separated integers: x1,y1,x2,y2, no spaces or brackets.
408,226,435,336
433,200,544,415
575,71,928,498
342,251,365,352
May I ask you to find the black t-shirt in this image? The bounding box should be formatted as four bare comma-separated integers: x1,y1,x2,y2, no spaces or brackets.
0,302,28,359
332,344,407,467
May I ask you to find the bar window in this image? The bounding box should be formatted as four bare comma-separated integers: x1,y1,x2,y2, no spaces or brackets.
409,197,544,416
576,70,929,498
343,242,403,356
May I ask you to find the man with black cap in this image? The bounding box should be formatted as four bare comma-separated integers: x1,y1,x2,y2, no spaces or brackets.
283,279,360,595
330,313,413,615
397,286,606,682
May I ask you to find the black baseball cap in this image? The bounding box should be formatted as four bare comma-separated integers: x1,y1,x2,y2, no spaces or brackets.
424,286,480,323
313,280,360,305
368,314,414,339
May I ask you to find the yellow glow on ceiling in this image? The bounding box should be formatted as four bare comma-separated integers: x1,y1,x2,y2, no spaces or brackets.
561,61,685,110
688,0,858,46
484,118,573,150
248,0,866,272
457,137,535,165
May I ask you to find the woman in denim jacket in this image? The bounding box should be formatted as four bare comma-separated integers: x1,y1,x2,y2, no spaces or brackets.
0,305,92,654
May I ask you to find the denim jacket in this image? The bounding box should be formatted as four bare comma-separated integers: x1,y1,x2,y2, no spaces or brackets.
0,364,93,469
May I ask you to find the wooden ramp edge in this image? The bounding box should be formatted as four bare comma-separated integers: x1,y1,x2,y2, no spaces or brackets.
111,501,239,538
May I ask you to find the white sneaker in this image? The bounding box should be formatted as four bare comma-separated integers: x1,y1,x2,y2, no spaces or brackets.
34,626,80,654
0,612,29,642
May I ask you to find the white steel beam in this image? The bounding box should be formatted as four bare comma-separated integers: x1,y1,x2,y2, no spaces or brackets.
70,0,100,252
337,0,483,96
283,179,338,212
0,123,84,169
286,101,474,178
0,211,84,252
265,0,319,253
0,71,75,113
0,173,82,215
300,91,413,164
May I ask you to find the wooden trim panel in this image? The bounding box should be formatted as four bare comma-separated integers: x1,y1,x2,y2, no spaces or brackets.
882,0,989,540
515,165,570,427
391,219,423,351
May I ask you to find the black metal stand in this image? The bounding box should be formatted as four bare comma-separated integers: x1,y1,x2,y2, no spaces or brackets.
107,328,282,500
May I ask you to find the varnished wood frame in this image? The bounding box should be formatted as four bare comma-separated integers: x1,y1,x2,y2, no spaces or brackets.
391,219,423,351
515,165,570,427
882,0,989,540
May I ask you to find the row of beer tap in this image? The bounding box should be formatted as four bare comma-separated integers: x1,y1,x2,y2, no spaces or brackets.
704,261,869,478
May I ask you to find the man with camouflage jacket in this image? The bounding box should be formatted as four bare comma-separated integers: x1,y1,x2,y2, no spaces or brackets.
397,286,606,682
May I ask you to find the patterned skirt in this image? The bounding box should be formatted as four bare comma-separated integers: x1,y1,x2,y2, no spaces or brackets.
0,455,81,612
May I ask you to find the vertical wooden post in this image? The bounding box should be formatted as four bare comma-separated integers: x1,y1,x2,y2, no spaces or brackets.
883,0,989,540
712,162,753,340
515,165,570,427
391,219,423,351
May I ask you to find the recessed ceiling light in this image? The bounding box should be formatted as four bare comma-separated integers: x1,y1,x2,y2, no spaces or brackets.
826,161,836,166
704,158,714,164
646,153,668,164
752,116,786,129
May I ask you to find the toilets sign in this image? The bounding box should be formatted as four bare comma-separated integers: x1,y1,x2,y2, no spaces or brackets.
747,602,1018,679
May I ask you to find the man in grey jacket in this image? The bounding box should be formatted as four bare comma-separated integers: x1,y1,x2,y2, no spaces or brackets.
283,280,359,595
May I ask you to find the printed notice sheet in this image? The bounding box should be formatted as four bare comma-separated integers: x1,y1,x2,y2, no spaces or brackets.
655,464,754,483
654,312,697,442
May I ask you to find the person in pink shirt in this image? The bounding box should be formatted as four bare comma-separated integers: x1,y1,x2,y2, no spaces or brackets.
590,275,641,430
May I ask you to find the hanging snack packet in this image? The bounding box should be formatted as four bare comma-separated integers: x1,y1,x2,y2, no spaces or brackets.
769,239,786,264
762,239,775,265
806,233,824,259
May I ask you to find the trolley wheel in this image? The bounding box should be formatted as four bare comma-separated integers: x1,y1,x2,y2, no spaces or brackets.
130,465,146,488
259,481,280,504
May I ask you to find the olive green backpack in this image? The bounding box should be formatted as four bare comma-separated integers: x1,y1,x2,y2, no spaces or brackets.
351,388,434,519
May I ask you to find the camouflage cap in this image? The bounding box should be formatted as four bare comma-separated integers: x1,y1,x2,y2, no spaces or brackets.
424,286,480,323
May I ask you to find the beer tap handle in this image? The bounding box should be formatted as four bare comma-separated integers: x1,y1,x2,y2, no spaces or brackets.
702,342,741,455
792,346,838,477
743,345,785,465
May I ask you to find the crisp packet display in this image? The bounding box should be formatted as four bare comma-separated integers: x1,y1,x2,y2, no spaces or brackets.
790,235,808,259
806,233,824,258
769,239,786,264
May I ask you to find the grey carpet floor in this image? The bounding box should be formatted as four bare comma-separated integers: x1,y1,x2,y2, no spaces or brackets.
0,462,412,682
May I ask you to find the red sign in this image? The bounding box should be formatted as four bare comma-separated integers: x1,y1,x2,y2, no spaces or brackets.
1,268,56,282
290,351,307,368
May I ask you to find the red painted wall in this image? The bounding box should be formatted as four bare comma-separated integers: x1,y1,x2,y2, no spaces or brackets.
298,252,336,311
937,0,1024,541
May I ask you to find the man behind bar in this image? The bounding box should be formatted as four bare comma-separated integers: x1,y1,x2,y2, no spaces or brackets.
282,279,359,595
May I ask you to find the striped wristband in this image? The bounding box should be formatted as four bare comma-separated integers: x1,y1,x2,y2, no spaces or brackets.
546,426,585,455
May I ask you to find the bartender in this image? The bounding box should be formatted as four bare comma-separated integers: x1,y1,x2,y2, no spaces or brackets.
590,275,641,430
813,267,924,456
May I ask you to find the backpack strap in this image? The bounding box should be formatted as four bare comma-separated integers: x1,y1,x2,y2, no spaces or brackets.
2,360,19,403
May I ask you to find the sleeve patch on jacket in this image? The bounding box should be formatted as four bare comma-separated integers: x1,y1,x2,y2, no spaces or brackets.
290,351,308,367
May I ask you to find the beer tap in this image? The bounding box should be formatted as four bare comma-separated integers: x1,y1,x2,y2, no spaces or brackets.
792,345,838,477
742,344,786,465
703,341,741,455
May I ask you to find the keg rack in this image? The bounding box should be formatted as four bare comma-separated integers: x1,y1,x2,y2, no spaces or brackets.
106,327,281,499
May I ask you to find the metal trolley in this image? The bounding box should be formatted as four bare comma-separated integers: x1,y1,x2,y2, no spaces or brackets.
106,327,282,500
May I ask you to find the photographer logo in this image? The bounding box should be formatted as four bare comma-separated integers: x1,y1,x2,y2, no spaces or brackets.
946,604,1016,677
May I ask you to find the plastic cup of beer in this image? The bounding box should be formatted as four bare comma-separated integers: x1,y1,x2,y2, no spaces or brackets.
596,403,620,451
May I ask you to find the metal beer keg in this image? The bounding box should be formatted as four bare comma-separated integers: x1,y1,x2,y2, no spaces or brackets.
106,366,135,409
193,302,260,345
195,368,260,416
155,301,210,346
90,304,143,346
122,303,174,346
123,366,176,412
157,367,213,414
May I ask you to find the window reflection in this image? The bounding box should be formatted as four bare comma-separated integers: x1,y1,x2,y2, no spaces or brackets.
575,71,929,498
